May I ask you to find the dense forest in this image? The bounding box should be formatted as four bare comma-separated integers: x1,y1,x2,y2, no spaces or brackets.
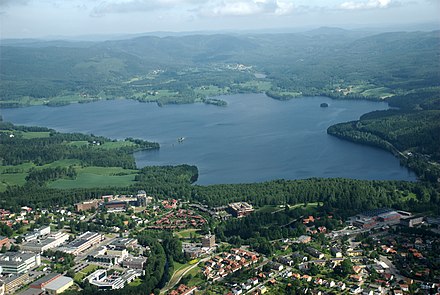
328,89,440,182
2,163,439,214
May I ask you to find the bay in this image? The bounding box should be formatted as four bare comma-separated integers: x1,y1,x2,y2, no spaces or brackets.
0,94,416,184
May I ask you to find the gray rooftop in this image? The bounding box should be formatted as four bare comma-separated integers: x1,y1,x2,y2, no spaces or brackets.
44,276,73,291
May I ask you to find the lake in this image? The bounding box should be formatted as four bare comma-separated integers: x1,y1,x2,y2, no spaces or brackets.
0,94,416,184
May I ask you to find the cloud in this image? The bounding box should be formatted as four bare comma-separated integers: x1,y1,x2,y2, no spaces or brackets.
90,0,201,17
198,0,294,17
0,0,30,7
339,0,394,10
90,0,295,17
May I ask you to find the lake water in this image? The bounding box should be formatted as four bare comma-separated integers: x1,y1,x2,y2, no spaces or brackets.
1,94,416,184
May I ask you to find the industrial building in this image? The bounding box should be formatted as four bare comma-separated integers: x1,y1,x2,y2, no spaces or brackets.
21,232,69,253
30,273,61,289
28,273,73,294
59,232,102,256
43,276,73,294
23,226,51,242
108,238,138,250
122,256,147,270
2,273,29,294
400,216,424,227
0,252,41,274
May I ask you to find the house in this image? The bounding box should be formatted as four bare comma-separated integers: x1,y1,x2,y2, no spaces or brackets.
350,286,363,294
257,285,267,294
305,247,325,259
267,261,283,271
297,235,312,244
303,216,315,224
331,247,343,258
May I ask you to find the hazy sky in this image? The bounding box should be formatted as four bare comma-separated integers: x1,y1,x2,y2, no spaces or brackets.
0,0,439,38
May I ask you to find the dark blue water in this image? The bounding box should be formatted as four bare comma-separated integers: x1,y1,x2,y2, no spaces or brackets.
0,94,416,184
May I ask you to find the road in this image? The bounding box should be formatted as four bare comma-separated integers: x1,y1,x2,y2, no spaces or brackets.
379,255,404,281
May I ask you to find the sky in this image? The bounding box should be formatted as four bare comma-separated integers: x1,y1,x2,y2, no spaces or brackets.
0,0,439,39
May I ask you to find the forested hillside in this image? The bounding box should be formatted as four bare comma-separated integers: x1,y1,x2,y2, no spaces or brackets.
1,30,439,107
328,90,440,181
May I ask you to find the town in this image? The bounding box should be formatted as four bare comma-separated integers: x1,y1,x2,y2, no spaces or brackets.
0,191,439,295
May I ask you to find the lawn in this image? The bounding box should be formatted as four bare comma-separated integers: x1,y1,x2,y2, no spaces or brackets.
290,202,322,209
98,141,136,150
175,228,200,239
173,261,188,273
239,80,272,92
74,264,100,283
128,278,143,287
257,205,281,213
49,171,137,189
185,266,204,287
194,85,230,96
0,172,27,192
20,131,51,139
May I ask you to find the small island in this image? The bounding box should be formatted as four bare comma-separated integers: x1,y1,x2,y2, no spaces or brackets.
320,102,329,108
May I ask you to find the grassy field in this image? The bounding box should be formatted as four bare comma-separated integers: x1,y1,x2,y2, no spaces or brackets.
98,141,136,149
238,80,272,92
128,278,143,287
49,166,138,189
185,266,204,287
20,131,51,139
74,264,100,283
194,85,230,96
175,228,200,239
290,202,322,209
256,205,283,213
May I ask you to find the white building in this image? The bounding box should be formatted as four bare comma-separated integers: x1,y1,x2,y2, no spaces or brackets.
0,252,41,274
22,232,69,253
58,232,102,255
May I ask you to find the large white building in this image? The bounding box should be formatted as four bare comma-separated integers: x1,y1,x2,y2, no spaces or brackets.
23,226,51,242
22,232,70,253
59,232,102,255
86,269,142,290
0,252,41,274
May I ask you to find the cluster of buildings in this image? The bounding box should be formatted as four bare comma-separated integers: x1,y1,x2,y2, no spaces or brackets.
75,191,153,212
182,234,216,259
227,202,254,218
0,207,33,229
202,248,259,281
0,253,70,294
349,209,407,229
87,238,147,269
147,209,206,230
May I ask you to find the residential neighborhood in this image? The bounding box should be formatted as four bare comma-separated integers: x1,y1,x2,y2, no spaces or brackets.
0,191,439,295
